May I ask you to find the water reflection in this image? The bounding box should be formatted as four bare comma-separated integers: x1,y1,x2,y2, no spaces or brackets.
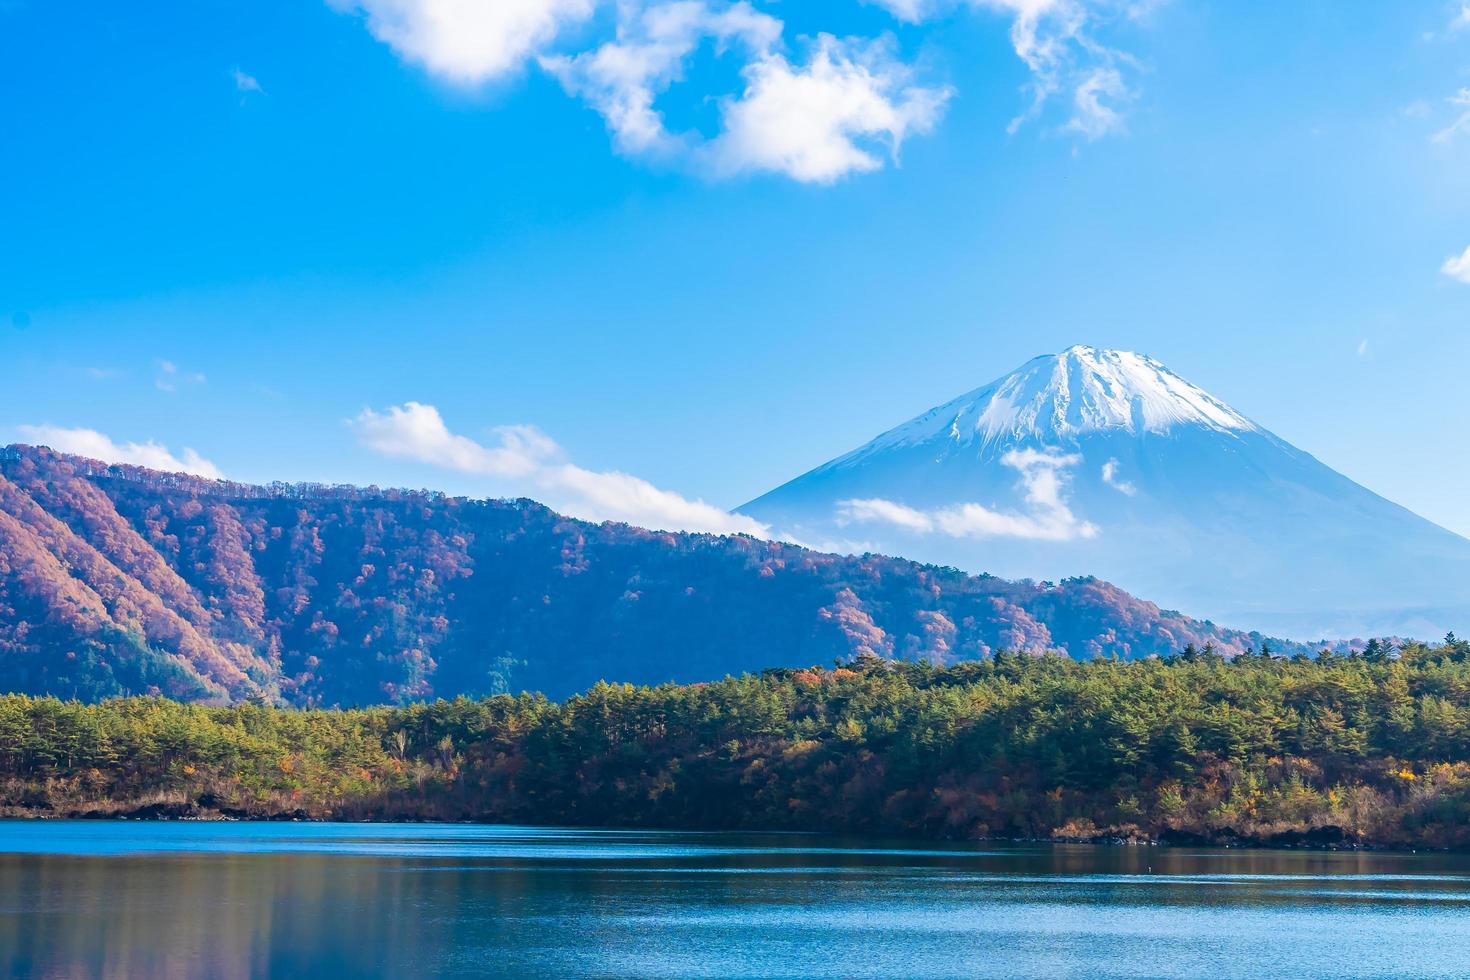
1,823,1469,978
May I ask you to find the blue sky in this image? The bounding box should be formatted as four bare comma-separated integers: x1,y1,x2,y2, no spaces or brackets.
3,0,1470,536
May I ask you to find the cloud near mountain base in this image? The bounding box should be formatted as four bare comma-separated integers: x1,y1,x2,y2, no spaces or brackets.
352,401,768,536
15,425,223,479
836,447,1099,542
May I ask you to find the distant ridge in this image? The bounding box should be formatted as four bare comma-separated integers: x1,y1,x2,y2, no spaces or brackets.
0,444,1303,706
743,346,1470,638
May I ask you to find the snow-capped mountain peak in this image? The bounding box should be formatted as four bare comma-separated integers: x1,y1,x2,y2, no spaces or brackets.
863,346,1258,456
743,345,1470,639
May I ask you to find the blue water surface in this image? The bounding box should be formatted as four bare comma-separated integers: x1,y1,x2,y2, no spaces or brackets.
1,821,1467,978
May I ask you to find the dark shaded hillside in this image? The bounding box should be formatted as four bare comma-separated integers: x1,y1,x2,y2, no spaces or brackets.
0,445,1291,705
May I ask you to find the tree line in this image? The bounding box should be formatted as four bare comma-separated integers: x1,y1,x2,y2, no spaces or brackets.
4,636,1470,848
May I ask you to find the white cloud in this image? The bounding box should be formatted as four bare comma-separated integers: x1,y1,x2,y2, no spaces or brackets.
1443,245,1470,284
333,0,596,85
1453,2,1470,32
837,447,1098,542
351,401,768,536
867,0,930,22
233,68,265,94
16,425,223,479
154,359,205,393
1357,338,1369,357
868,0,1137,139
325,0,1145,180
1100,457,1136,495
1432,88,1470,144
355,402,559,476
333,0,948,182
542,1,783,157
706,34,952,182
1064,65,1128,139
547,461,765,533
838,497,936,532
544,6,948,182
987,0,1135,139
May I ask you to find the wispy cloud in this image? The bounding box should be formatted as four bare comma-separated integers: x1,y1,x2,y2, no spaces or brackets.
1452,1,1470,33
869,0,1142,140
541,1,783,158
16,425,223,479
232,68,265,95
351,401,768,535
1357,338,1369,357
838,497,937,533
837,448,1099,541
1443,245,1470,284
1431,88,1470,143
155,360,206,393
1064,65,1129,138
1101,457,1136,495
868,0,928,21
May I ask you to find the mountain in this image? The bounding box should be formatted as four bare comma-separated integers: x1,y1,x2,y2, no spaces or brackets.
743,346,1470,639
0,444,1292,706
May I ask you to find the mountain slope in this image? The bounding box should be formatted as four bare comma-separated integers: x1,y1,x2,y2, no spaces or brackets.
0,444,1292,705
743,346,1470,638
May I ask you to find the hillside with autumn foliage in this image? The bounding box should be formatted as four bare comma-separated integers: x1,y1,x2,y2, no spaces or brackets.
0,444,1298,706
8,648,1470,849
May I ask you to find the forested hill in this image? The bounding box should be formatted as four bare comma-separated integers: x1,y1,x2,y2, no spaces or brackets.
1,444,1295,706
8,648,1470,848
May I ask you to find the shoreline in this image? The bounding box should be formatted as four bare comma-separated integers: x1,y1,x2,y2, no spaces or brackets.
0,805,1440,854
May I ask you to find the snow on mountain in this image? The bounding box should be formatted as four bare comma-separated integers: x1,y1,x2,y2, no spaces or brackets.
852,346,1255,460
742,346,1470,640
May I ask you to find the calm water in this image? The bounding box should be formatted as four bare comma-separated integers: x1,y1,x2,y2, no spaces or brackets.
2,822,1469,978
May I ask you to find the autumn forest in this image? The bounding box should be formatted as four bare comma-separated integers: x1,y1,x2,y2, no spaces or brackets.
6,643,1470,848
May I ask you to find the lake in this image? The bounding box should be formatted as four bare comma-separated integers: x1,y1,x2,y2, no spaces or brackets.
1,822,1468,978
